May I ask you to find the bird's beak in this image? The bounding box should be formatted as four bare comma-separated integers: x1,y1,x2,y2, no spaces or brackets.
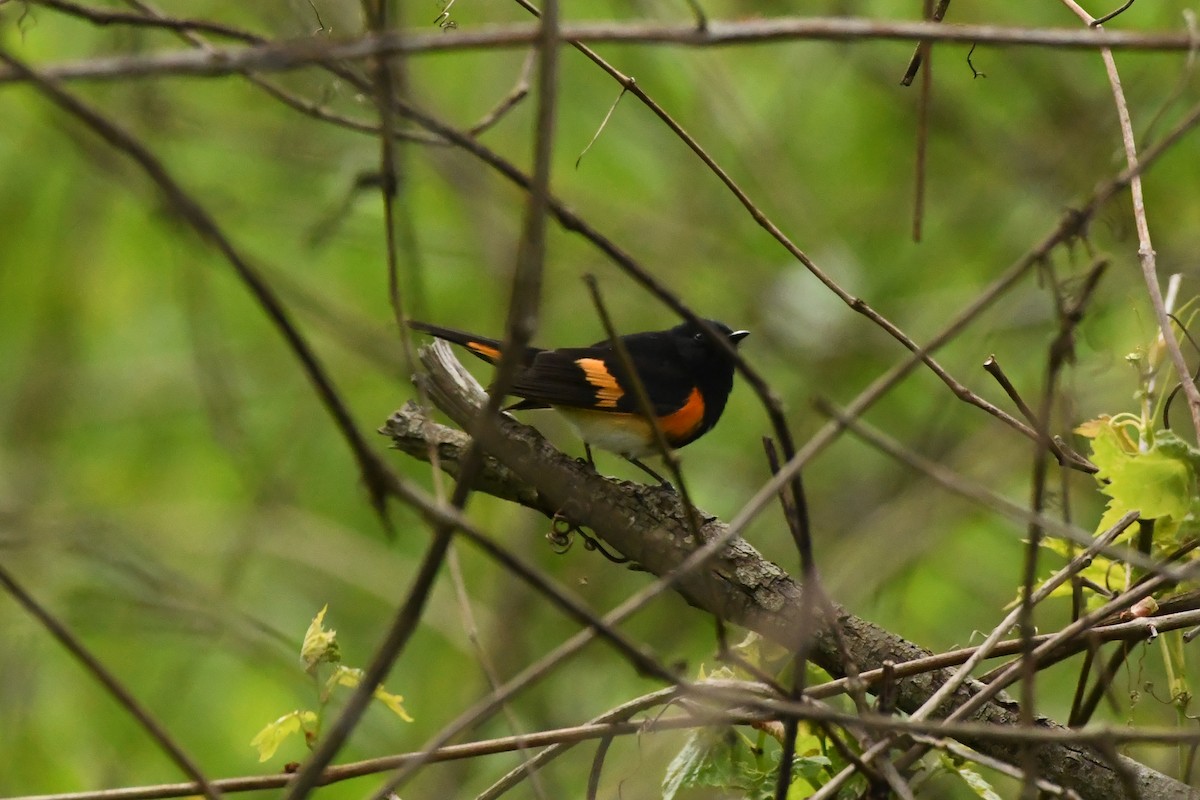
730,330,750,345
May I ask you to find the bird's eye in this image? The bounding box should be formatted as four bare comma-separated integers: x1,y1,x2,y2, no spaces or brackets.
694,332,705,341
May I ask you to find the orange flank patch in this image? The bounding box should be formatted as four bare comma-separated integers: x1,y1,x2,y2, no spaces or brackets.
658,387,705,440
575,357,624,408
467,341,501,361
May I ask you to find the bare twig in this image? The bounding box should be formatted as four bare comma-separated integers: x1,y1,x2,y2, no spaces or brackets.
811,401,1181,578
911,511,1139,722
907,0,939,242
25,0,258,40
1093,0,1136,27
900,0,951,85
1013,253,1105,792
582,275,695,505
983,356,1044,430
761,96,1200,550
283,3,564,796
0,703,771,800
1059,0,1200,441
0,47,399,527
575,85,628,167
0,565,224,800
911,32,931,243
5,18,1200,86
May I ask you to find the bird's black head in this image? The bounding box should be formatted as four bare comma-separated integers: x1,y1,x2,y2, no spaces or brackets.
670,319,750,365
670,319,749,433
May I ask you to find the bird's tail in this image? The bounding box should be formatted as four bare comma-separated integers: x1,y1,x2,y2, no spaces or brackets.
408,321,542,366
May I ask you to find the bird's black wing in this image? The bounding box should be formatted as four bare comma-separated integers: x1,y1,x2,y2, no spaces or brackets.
510,343,693,416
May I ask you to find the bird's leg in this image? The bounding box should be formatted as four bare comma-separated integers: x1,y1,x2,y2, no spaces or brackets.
625,456,674,490
584,442,596,468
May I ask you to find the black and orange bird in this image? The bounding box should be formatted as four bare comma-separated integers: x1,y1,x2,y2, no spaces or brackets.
409,318,750,483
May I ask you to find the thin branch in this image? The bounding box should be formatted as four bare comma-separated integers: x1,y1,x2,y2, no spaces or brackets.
983,356,1044,429
373,7,539,796
70,0,530,149
911,32,931,243
900,0,951,85
1093,0,1137,27
811,401,1180,579
25,0,259,41
910,510,1139,722
1060,0,1200,441
4,17,1200,85
0,704,769,800
910,734,1080,798
468,49,535,137
0,47,398,526
0,564,223,800
17,694,1200,800
806,606,1200,703
725,95,1200,536
907,0,939,242
283,4,564,793
581,275,702,534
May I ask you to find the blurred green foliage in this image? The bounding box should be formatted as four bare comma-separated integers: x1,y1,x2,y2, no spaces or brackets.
1,1,1199,797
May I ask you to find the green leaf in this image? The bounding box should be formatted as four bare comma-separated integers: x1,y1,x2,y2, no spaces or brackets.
373,686,414,722
730,632,792,677
301,605,340,670
793,753,832,784
323,665,413,722
954,764,1003,800
250,710,317,763
1101,446,1192,520
1152,429,1200,469
1092,502,1138,541
1085,419,1196,525
1085,418,1138,479
939,744,1004,799
327,664,363,689
663,728,735,799
663,726,836,800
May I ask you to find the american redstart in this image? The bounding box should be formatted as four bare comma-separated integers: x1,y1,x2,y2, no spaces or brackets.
409,318,750,483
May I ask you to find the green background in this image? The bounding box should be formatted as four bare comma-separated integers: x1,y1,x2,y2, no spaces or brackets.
2,1,1198,797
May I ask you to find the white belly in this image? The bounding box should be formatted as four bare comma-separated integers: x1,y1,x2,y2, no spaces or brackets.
555,408,656,458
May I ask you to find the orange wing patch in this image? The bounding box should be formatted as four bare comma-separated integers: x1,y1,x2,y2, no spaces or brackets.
467,341,502,362
575,357,625,408
658,387,705,440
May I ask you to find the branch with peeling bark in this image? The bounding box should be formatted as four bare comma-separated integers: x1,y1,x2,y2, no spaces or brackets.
381,341,1198,800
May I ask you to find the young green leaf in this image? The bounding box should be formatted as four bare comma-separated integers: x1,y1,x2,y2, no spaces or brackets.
250,710,317,763
954,764,1003,800
1080,418,1197,529
373,686,414,722
324,664,413,721
663,728,743,800
301,605,340,671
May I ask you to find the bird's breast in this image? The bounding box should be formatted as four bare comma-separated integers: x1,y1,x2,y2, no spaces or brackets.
554,408,657,458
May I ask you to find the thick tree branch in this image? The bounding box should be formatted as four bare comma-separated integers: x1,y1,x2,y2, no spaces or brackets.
380,341,1200,800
